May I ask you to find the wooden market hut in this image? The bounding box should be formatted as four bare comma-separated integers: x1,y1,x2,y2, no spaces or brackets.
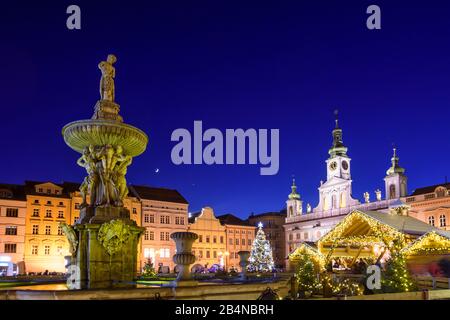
287,242,325,272
317,209,443,269
401,231,450,275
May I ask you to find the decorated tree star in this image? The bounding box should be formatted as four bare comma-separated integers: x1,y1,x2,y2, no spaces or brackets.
247,222,275,273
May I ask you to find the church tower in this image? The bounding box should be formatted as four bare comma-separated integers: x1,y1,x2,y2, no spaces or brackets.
315,112,359,212
384,148,407,200
286,178,303,217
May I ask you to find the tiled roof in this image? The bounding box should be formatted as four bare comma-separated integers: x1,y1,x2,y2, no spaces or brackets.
248,211,287,219
0,183,26,201
362,210,441,236
128,185,188,204
410,183,450,196
217,214,252,227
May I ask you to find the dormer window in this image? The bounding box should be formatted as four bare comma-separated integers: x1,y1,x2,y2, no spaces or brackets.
436,187,447,198
47,189,51,194
0,189,13,199
34,199,39,204
38,188,43,193
47,201,52,205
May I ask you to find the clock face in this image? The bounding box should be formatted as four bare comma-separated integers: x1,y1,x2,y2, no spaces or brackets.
329,161,337,171
342,160,349,171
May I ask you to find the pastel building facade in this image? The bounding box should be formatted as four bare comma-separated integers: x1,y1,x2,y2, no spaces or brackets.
0,184,26,275
129,185,189,273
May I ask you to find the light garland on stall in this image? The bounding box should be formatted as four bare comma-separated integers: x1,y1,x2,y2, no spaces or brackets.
401,231,450,256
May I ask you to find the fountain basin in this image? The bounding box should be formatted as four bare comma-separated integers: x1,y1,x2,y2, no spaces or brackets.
62,119,148,157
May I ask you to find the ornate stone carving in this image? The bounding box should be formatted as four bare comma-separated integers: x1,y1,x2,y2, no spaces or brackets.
99,54,117,102
60,223,78,254
97,220,133,255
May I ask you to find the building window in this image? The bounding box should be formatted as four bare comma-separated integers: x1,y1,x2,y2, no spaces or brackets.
159,248,170,258
46,200,52,205
440,215,447,227
57,211,64,219
436,187,447,198
428,216,435,226
160,216,165,224
198,250,203,258
213,236,217,243
289,234,293,241
32,209,40,217
44,245,50,255
389,184,396,199
206,250,210,258
206,236,210,243
199,235,203,243
149,231,154,240
175,216,180,225
45,210,52,218
242,238,245,246
165,216,170,224
150,215,155,223
229,238,233,245
213,251,217,258
31,245,38,255
6,208,18,217
59,202,64,206
45,225,51,235
144,214,149,223
73,216,79,224
46,189,51,195
32,225,39,235
132,208,137,214
180,217,185,225
165,232,170,241
5,226,17,235
160,232,165,241
4,244,16,253
304,232,309,240
220,236,224,244
57,246,63,255
296,233,301,240
57,225,63,235
75,203,80,210
235,238,239,245
144,230,149,240
34,199,39,204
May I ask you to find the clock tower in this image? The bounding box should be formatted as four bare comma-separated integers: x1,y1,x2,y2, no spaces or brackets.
315,113,360,212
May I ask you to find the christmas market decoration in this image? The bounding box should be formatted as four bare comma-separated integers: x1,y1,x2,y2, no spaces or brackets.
247,223,275,273
401,231,450,256
142,258,157,277
382,239,415,293
289,242,326,272
294,252,322,297
331,278,364,296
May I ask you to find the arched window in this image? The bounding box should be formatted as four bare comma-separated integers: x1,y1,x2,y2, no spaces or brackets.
288,206,293,217
389,184,396,199
440,215,447,227
428,216,435,226
340,192,346,208
332,194,337,209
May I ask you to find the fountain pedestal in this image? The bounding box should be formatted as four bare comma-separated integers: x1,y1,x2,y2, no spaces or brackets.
73,219,144,289
169,232,198,287
238,251,250,280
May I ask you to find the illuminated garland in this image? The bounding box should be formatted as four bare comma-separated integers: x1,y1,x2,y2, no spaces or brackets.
401,231,450,256
289,244,326,270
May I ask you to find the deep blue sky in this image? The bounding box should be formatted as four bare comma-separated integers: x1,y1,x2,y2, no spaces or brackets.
1,1,450,218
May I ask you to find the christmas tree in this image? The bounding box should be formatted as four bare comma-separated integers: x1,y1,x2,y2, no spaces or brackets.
248,222,275,272
382,239,415,293
295,252,322,294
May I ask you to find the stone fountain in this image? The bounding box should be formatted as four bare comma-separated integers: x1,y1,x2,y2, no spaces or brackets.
61,54,147,289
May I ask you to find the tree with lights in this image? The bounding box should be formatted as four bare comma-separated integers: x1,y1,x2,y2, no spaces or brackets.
382,239,415,293
247,223,275,273
295,252,322,297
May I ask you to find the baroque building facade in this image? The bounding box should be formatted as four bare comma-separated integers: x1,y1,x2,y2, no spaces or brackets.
284,118,450,265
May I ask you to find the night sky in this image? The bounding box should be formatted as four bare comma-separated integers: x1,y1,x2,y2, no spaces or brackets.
1,1,450,218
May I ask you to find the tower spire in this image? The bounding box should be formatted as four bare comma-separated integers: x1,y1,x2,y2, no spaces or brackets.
328,110,348,158
289,177,300,200
387,146,405,175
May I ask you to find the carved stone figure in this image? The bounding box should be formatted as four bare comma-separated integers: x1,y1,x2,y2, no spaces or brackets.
76,146,99,207
364,192,370,203
61,223,78,254
98,54,117,102
375,189,382,201
97,219,133,255
306,203,312,213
